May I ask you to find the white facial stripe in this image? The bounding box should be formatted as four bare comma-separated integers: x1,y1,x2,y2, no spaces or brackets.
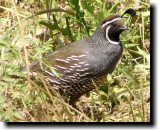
101,17,121,27
106,26,119,45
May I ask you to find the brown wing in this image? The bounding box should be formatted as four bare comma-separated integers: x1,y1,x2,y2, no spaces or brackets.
29,38,93,83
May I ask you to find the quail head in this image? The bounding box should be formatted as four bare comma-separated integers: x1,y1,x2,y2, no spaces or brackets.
23,9,136,106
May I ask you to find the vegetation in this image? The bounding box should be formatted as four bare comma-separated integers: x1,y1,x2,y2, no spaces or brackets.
0,0,150,122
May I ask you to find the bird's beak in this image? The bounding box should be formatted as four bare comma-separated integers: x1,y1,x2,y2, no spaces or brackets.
120,25,128,31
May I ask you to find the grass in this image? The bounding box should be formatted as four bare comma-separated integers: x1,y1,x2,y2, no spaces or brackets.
0,0,150,122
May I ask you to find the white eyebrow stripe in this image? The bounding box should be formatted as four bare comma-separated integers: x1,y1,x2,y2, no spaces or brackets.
101,17,121,27
106,26,119,45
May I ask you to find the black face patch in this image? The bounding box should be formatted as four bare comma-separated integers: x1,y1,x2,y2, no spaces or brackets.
105,19,126,44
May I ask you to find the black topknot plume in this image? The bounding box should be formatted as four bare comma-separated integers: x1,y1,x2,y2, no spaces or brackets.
121,8,136,18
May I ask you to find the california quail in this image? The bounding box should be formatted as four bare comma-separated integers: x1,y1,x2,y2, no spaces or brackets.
24,9,136,106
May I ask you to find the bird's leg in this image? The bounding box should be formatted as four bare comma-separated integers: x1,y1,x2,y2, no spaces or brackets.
69,94,82,108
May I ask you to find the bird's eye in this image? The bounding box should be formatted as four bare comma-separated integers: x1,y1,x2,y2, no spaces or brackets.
112,23,116,27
